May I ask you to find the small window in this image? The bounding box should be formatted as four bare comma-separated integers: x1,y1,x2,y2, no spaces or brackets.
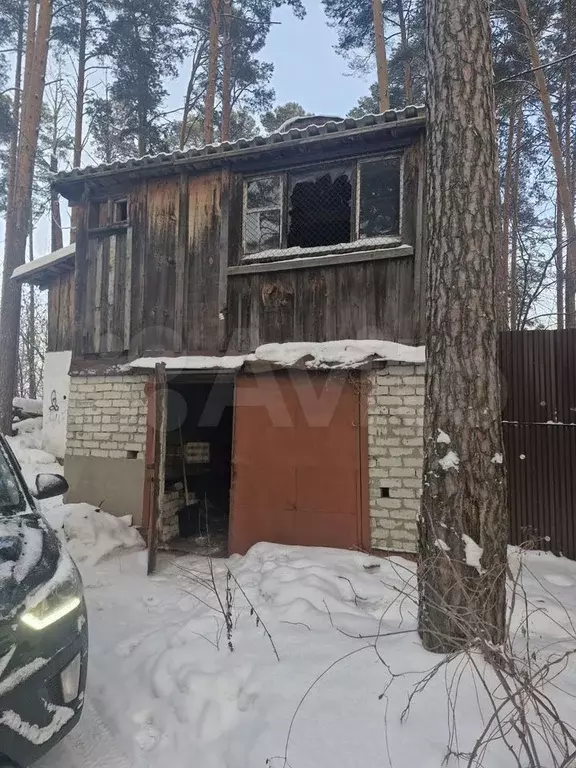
242,154,403,259
288,166,353,249
244,176,282,254
114,199,128,223
358,156,401,239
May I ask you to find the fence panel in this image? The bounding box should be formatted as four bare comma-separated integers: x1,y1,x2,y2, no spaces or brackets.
501,330,576,557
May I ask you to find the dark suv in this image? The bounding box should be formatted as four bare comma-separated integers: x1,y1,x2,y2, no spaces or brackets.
0,435,88,767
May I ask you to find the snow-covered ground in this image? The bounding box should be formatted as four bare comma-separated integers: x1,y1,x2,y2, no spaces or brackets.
6,427,576,767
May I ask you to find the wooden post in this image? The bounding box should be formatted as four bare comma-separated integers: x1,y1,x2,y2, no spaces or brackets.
147,363,167,576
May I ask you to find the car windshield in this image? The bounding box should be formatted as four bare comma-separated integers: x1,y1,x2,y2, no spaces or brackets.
0,444,26,516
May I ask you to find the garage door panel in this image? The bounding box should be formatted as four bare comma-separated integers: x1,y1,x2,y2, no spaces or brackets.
230,371,366,555
233,466,296,512
296,467,359,515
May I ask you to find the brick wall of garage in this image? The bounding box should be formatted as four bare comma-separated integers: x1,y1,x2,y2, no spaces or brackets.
367,364,425,553
64,374,150,524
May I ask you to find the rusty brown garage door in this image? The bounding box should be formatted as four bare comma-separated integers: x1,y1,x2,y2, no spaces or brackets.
229,370,368,555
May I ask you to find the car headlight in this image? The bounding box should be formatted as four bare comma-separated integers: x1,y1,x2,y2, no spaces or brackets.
20,565,83,631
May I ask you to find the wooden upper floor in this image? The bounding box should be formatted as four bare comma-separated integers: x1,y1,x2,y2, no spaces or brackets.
30,107,427,362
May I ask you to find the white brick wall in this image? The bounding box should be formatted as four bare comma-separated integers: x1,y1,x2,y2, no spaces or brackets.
66,375,149,459
367,364,425,553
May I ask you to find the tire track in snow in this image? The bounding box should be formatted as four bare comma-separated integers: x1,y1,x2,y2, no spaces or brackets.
37,696,134,768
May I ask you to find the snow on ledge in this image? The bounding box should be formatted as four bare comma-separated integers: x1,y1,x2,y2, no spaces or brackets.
11,243,75,281
129,340,426,372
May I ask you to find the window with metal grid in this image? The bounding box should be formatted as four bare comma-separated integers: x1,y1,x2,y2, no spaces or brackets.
243,154,402,260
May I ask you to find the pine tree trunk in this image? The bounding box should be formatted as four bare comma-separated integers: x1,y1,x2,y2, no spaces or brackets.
500,105,516,329
204,0,221,144
70,0,87,243
396,0,413,104
220,0,233,142
50,150,63,251
0,0,53,434
372,0,390,111
27,220,36,400
557,191,565,329
510,107,523,330
7,0,25,200
564,3,573,325
418,0,508,652
517,0,576,326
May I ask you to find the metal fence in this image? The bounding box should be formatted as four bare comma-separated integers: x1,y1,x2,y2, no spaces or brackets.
501,330,576,558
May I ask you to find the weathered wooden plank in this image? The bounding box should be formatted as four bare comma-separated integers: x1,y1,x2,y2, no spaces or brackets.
228,172,245,267
93,238,106,354
175,172,188,353
259,273,296,343
144,177,180,352
218,170,231,351
106,234,117,348
227,244,410,276
381,258,400,341
74,187,90,356
185,171,222,352
124,226,133,350
397,257,415,342
300,270,326,342
130,180,148,357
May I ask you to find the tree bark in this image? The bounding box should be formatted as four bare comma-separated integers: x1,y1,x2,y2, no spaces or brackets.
50,150,63,251
204,0,221,144
0,0,53,434
7,0,25,201
220,0,233,142
396,0,413,104
70,0,87,243
557,191,565,329
27,220,36,400
501,105,516,326
517,0,576,326
418,0,508,652
372,0,390,111
510,107,523,330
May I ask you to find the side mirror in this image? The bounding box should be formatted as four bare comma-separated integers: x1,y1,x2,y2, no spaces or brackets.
34,473,69,500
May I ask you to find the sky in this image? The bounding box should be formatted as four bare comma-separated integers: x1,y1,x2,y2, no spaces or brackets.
165,2,374,120
261,3,373,116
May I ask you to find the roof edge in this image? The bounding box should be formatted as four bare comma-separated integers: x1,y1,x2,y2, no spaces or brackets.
53,106,426,196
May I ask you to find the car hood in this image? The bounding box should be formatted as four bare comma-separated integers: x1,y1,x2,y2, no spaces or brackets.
0,513,62,622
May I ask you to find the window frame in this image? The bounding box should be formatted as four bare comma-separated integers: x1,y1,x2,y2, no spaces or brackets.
242,152,404,260
88,196,131,238
242,175,284,255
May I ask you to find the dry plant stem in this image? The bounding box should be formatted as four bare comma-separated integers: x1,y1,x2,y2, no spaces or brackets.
225,566,280,662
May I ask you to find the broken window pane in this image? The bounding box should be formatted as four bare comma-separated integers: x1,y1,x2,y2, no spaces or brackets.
358,156,401,238
244,176,282,254
246,176,281,210
244,209,281,253
288,166,353,248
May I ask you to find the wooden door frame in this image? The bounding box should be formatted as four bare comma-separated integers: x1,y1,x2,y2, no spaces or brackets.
144,363,167,575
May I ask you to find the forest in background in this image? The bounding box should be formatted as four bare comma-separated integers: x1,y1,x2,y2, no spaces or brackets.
0,0,573,403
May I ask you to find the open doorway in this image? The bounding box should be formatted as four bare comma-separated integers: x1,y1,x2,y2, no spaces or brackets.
162,377,234,556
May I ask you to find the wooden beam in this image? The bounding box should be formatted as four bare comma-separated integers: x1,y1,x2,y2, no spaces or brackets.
227,245,413,276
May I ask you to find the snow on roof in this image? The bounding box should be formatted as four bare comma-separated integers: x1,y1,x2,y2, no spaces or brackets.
11,243,75,284
129,340,425,372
